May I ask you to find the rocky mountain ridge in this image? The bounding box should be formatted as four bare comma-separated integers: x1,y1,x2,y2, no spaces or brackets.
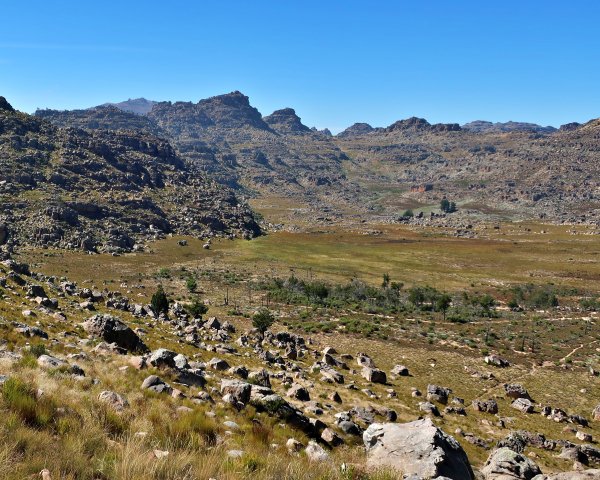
34,92,600,225
1,97,260,253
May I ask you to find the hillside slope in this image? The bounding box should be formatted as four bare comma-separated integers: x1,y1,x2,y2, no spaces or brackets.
1,97,260,252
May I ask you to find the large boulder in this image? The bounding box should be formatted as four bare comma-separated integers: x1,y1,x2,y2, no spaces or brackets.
148,348,178,368
220,379,251,406
82,314,148,353
363,419,474,479
362,366,387,384
481,447,542,479
427,384,452,404
504,384,531,400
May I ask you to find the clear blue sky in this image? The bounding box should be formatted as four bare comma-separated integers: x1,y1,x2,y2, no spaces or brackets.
1,1,599,132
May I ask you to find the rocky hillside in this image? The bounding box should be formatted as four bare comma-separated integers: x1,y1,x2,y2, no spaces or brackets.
146,92,357,208
337,116,600,223
35,92,600,224
0,97,260,253
35,105,164,136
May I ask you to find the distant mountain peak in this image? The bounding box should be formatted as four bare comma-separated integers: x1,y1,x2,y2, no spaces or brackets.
264,107,310,133
103,98,156,115
337,122,375,137
462,120,556,134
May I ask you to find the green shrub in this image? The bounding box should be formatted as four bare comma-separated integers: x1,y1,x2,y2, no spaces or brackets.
253,309,275,334
151,285,169,315
185,275,198,293
29,344,47,358
187,297,208,318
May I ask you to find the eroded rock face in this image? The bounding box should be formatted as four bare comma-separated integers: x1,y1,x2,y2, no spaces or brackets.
83,314,148,353
481,447,541,479
363,419,474,479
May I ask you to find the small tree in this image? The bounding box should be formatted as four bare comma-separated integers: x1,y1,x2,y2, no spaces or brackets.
436,293,452,321
402,209,414,218
253,308,275,336
187,296,208,318
440,199,458,213
408,287,426,307
151,285,169,316
382,273,390,289
185,275,198,293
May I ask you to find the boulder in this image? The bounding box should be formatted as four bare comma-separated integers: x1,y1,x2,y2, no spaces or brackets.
592,404,600,421
305,441,329,462
391,365,409,376
208,357,230,371
321,427,343,446
98,391,128,411
363,419,474,479
148,348,178,368
248,368,271,387
83,314,148,353
362,367,387,384
481,447,542,479
511,398,534,414
473,399,499,414
37,354,67,369
427,384,452,404
141,375,172,394
357,353,375,368
287,383,310,401
504,384,531,400
485,355,510,368
220,379,251,405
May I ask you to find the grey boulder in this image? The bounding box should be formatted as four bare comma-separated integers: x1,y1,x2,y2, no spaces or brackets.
363,418,474,479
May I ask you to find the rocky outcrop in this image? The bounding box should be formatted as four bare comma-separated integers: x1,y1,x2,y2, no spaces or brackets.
0,96,14,112
363,419,474,479
481,447,542,479
263,108,310,133
336,122,375,137
82,314,148,353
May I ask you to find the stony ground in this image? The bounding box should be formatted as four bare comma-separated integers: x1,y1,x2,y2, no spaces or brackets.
0,222,599,479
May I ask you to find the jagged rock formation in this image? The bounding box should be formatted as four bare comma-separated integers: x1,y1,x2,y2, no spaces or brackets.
1,98,260,252
146,92,357,209
36,105,164,136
